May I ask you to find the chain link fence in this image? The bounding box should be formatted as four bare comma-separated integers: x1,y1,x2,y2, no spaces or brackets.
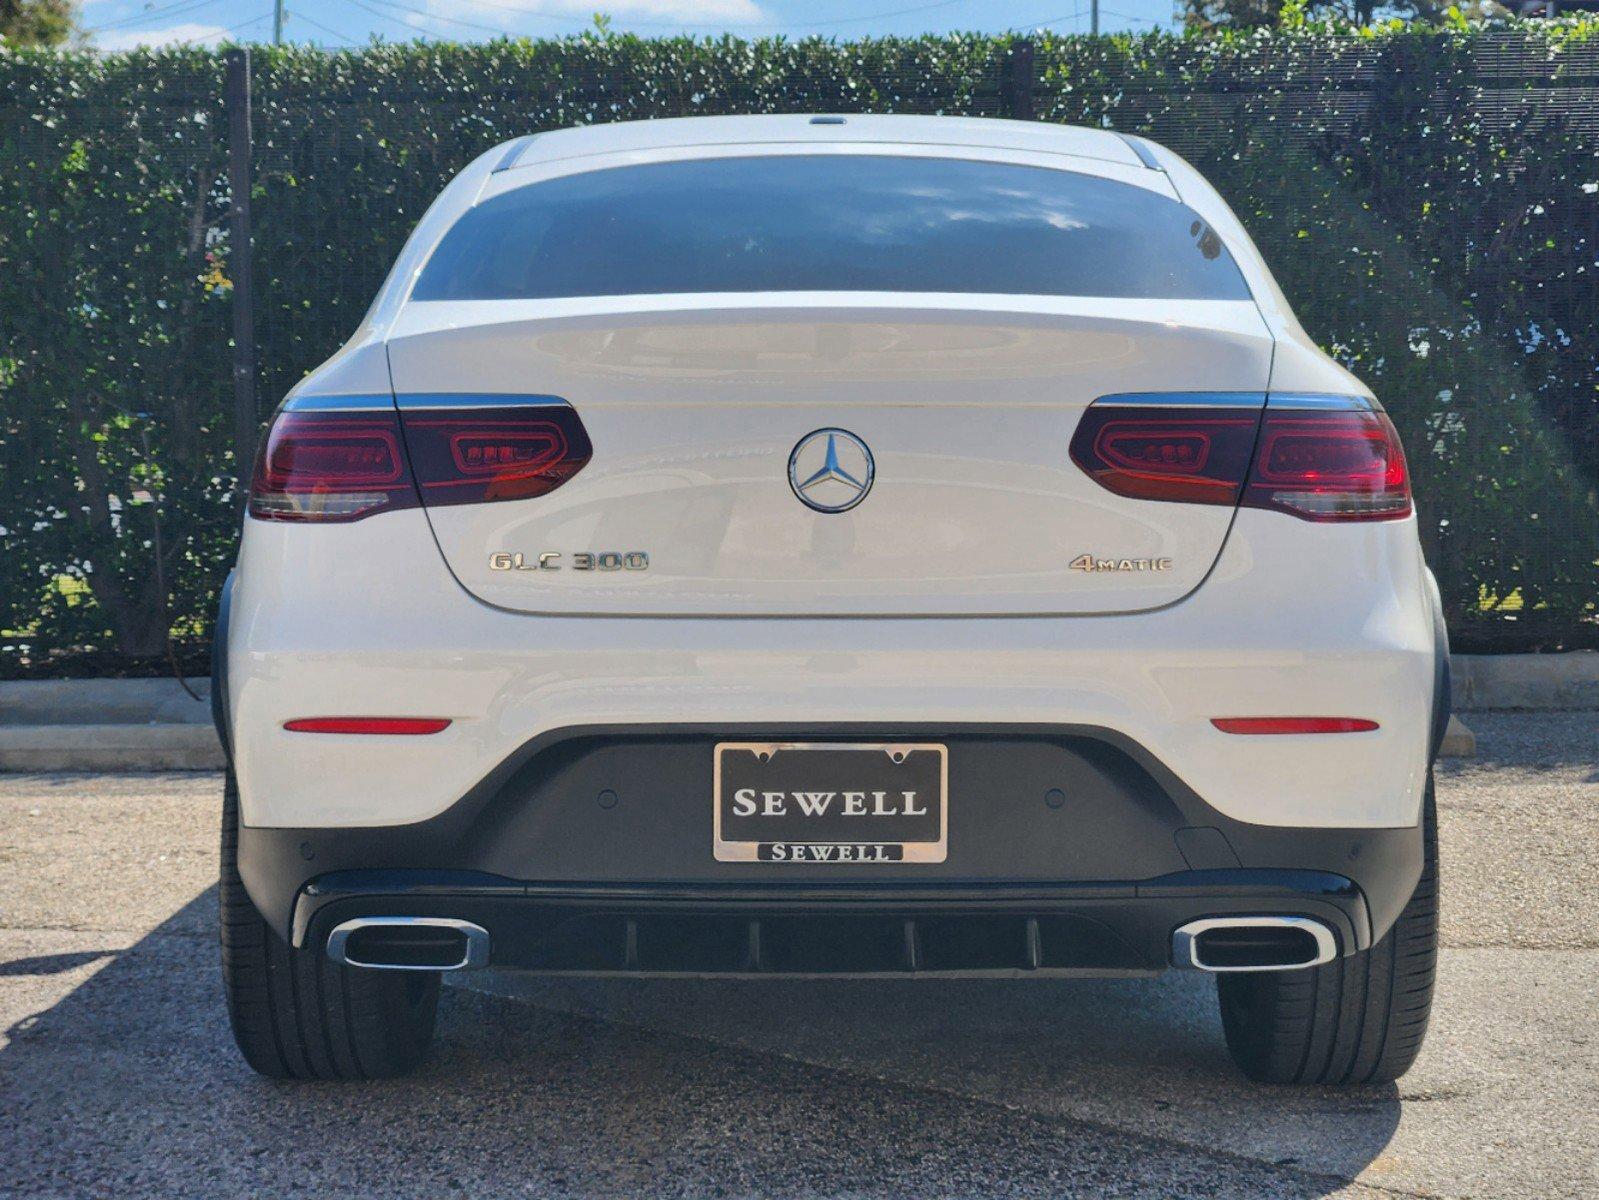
2,27,1596,674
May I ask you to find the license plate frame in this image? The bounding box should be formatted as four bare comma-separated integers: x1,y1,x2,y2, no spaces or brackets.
713,741,948,864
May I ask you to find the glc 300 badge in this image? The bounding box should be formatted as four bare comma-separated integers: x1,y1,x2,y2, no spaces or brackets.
489,551,649,571
1070,555,1174,573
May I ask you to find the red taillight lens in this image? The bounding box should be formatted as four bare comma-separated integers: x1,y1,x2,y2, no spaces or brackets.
1069,405,1260,506
249,411,418,523
1242,409,1411,522
400,405,593,506
1070,398,1411,523
248,402,593,522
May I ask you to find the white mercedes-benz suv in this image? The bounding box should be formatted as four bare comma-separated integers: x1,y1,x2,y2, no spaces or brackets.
215,115,1445,1084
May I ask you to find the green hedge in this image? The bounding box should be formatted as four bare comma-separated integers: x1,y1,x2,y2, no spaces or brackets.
2,24,1597,673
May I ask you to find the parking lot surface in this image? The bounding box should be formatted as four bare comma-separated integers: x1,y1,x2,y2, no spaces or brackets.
2,712,1596,1198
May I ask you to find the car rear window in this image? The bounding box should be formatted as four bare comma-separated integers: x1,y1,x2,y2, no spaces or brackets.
412,154,1252,302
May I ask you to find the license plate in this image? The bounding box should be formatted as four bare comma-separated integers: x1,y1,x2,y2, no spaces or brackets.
713,742,947,864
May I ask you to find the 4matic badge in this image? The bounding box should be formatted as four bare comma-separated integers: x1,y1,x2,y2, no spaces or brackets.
1070,554,1174,573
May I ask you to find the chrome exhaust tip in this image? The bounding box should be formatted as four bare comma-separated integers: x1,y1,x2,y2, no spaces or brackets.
326,917,490,971
1172,916,1337,973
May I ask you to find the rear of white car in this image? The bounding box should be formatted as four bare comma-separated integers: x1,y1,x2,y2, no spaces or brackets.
216,115,1444,1084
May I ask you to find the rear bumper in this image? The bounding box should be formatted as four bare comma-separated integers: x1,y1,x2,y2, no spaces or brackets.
239,723,1424,968
228,507,1439,833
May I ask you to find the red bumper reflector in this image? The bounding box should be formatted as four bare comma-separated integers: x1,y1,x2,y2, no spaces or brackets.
283,717,452,736
1211,717,1379,735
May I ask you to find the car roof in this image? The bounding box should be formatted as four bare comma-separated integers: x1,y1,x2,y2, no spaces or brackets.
497,114,1146,172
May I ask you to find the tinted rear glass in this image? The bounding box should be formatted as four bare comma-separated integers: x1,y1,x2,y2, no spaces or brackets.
413,154,1251,302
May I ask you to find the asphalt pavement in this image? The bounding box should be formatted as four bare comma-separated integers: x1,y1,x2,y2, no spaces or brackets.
2,712,1595,1198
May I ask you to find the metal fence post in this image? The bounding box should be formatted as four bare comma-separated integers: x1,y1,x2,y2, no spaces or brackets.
1009,38,1035,122
224,47,258,492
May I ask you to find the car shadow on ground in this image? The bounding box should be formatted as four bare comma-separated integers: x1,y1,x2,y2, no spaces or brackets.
1,889,1400,1197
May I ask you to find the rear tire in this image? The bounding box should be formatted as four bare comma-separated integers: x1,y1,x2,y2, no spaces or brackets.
1216,775,1438,1085
220,770,440,1079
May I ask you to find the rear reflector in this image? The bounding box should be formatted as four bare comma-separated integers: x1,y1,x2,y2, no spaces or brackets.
249,401,593,522
1070,398,1411,522
283,717,452,735
1211,717,1379,735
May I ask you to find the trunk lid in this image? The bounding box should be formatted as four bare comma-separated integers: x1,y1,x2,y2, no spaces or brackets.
386,295,1272,617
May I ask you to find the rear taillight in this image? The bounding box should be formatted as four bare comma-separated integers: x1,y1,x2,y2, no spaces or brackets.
249,411,417,523
1242,409,1411,522
1069,404,1260,507
399,405,592,506
249,402,592,522
1069,396,1411,522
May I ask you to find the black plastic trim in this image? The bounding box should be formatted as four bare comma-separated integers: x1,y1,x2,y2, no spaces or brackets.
291,868,1371,977
1429,580,1453,765
210,570,235,766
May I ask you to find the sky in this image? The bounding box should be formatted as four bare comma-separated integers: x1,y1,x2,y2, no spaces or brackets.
84,0,1180,53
